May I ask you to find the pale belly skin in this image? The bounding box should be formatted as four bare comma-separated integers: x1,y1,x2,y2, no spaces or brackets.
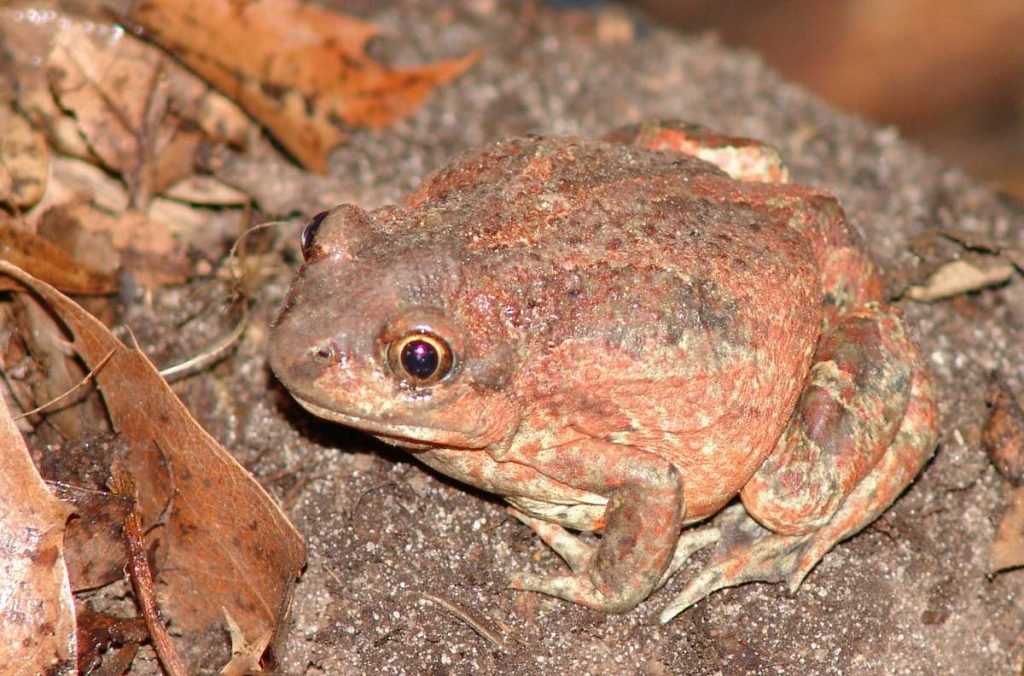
269,121,938,622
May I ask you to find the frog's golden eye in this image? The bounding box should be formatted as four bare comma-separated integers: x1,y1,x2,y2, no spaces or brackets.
300,210,331,261
387,331,454,386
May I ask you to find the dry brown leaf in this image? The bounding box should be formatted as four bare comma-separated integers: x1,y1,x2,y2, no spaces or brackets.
904,258,1015,301
128,0,479,172
165,73,254,149
986,378,1024,573
0,4,96,167
27,155,130,229
0,387,77,673
74,604,146,675
52,483,132,591
901,228,1024,301
163,175,252,207
221,610,272,676
47,23,194,206
0,103,49,209
0,260,306,658
984,377,1024,485
992,486,1024,572
937,228,1005,254
5,289,107,441
938,228,1024,274
38,204,195,285
4,3,255,262
0,215,119,294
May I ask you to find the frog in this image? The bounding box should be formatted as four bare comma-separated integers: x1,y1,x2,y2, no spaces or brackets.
268,121,938,623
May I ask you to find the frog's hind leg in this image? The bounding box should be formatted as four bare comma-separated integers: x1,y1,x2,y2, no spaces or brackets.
742,306,921,534
784,359,936,579
658,307,938,623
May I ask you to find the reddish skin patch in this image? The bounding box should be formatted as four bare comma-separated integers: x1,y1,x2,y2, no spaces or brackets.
269,121,938,620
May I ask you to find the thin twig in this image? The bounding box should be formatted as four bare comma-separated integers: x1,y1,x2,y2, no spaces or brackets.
13,349,115,420
225,220,285,268
109,474,189,676
413,592,508,653
157,219,285,381
157,303,249,381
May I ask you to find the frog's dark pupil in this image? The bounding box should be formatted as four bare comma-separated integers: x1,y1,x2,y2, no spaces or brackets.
301,210,330,258
400,339,439,379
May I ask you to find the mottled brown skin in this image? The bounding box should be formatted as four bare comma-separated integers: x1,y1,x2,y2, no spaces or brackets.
269,121,938,622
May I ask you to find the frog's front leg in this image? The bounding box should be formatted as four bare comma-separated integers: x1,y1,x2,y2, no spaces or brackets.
658,305,938,623
503,438,685,613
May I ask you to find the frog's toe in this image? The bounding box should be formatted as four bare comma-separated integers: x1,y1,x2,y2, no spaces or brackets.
658,509,810,624
508,507,593,572
511,571,594,606
655,514,727,588
510,571,644,613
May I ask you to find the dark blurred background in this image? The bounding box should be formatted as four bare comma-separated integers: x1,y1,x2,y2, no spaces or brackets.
626,0,1024,198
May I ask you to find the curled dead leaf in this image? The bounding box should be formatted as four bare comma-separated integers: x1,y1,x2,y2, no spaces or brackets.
937,229,1024,271
73,604,146,675
904,259,1014,302
991,487,1024,573
38,204,195,285
0,260,306,667
51,483,132,592
127,0,479,172
0,391,77,673
985,377,1024,574
3,284,110,441
0,215,119,294
47,22,199,206
984,377,1024,485
0,104,49,209
163,175,251,207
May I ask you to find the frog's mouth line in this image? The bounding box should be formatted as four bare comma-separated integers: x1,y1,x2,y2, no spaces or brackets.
289,394,489,450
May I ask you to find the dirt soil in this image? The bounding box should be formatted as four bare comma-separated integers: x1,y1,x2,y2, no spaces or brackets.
137,1,1024,673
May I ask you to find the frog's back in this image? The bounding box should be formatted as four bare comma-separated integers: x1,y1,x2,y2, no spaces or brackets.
396,135,822,361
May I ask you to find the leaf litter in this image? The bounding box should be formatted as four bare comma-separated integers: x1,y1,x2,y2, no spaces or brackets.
0,0,476,667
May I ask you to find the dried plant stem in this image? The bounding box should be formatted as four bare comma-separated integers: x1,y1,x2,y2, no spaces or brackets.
110,475,189,676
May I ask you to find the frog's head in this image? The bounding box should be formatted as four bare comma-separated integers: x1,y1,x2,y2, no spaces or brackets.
269,205,521,450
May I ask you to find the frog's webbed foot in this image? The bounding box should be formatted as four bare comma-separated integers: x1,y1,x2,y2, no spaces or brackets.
508,505,678,614
504,446,685,614
508,508,616,610
657,505,812,624
508,507,594,573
